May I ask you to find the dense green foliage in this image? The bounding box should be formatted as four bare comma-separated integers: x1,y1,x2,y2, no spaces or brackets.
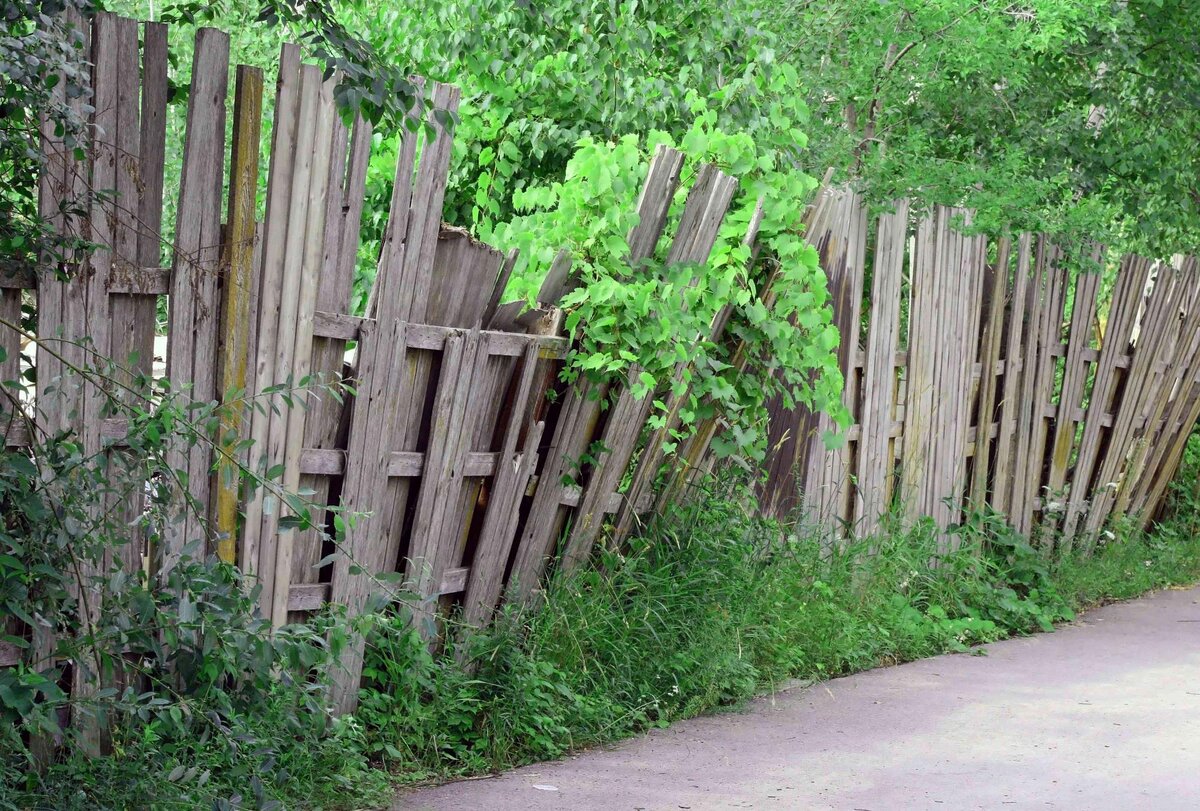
0,351,386,808
766,0,1200,251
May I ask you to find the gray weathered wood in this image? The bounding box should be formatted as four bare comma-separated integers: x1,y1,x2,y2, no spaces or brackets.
990,233,1033,513
165,26,229,558
328,81,460,715
857,201,908,533
968,237,1011,508
291,113,371,608
241,43,301,585
1061,255,1152,541
1045,260,1102,504
461,344,542,628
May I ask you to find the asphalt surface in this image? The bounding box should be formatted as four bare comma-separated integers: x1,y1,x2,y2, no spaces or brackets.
395,585,1200,810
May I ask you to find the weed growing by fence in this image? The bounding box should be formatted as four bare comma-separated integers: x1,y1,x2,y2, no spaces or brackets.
0,358,387,809
356,444,1200,785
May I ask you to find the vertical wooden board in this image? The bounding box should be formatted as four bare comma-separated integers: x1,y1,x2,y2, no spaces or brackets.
815,191,867,531
1129,293,1200,524
507,149,685,588
52,8,93,440
930,212,962,528
928,210,959,526
292,114,370,591
407,234,520,578
104,15,153,575
505,377,605,605
627,145,686,261
758,189,835,520
241,43,301,581
34,9,69,418
165,26,229,557
1111,274,1199,520
1020,241,1067,533
559,369,648,574
1084,264,1181,534
968,237,1011,508
28,7,86,767
372,83,462,582
214,65,263,564
327,315,398,714
253,63,320,614
137,22,168,269
990,234,1032,514
611,167,739,543
83,11,117,450
797,195,841,520
397,83,462,321
405,333,475,612
463,419,545,628
1007,236,1048,530
941,224,987,531
427,229,507,327
899,209,939,522
270,68,336,627
327,81,460,714
655,199,766,511
958,231,989,521
1046,266,1101,500
461,344,541,628
1125,265,1200,519
856,201,907,535
1126,339,1200,519
69,10,119,755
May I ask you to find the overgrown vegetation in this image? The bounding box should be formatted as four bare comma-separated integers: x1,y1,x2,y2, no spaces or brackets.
351,441,1200,786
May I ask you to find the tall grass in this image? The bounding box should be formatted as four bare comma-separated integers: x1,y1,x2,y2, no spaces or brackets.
356,439,1200,785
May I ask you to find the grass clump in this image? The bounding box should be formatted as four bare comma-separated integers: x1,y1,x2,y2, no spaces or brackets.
357,444,1200,787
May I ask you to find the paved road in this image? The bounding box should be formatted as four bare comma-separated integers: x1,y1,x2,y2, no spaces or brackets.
395,586,1200,810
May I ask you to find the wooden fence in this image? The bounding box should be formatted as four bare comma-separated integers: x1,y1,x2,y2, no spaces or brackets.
4,13,1200,719
761,189,1200,549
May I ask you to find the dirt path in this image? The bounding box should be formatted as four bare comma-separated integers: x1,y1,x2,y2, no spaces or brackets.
394,586,1200,810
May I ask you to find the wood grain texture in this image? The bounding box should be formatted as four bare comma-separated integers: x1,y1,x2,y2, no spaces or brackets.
461,344,542,628
567,161,735,568
165,26,229,559
504,148,684,603
857,201,908,534
291,114,371,602
328,81,461,714
270,72,336,627
214,65,263,563
1085,264,1183,535
610,164,738,543
1045,261,1102,507
991,233,1034,514
241,43,300,585
968,237,1011,509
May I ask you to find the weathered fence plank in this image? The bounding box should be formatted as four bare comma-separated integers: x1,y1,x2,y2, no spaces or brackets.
165,26,229,556
241,43,301,585
968,237,1011,508
856,201,908,534
1045,260,1101,509
214,65,263,563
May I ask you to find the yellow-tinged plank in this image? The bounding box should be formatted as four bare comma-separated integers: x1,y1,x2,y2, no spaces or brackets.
215,66,264,563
